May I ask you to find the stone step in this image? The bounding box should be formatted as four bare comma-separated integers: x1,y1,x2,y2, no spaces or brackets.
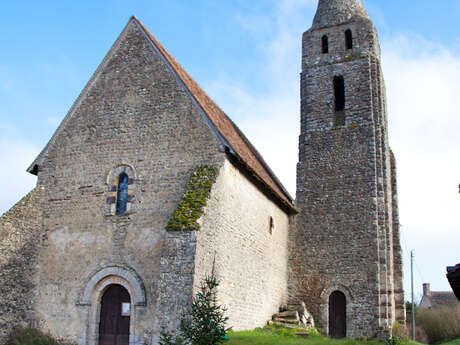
287,301,306,309
272,321,300,329
273,317,300,325
275,310,299,319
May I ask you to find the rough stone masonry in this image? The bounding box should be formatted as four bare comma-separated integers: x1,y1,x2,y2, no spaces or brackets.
290,0,405,338
0,0,404,344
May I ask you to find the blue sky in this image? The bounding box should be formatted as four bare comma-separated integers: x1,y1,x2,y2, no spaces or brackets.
1,0,459,302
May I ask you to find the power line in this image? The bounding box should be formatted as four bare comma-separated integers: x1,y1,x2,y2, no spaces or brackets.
414,258,425,283
401,225,426,284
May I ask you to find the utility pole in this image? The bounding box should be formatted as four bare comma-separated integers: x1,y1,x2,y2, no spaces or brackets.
411,250,415,341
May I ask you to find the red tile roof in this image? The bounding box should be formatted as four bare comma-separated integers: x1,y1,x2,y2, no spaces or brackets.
27,17,296,213
133,17,296,213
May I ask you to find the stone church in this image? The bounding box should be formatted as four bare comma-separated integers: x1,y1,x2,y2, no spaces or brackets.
0,0,405,344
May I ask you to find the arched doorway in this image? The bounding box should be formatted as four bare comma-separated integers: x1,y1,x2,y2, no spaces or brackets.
99,284,131,345
329,291,346,338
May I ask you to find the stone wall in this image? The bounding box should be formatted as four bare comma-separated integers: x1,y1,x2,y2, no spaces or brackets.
292,5,404,337
0,187,43,344
32,20,225,345
194,159,290,331
391,152,406,323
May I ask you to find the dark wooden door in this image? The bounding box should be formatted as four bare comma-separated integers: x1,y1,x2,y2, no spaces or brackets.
329,291,346,338
99,285,131,345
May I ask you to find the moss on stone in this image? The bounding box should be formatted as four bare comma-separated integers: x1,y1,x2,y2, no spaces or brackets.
166,165,219,232
348,123,359,129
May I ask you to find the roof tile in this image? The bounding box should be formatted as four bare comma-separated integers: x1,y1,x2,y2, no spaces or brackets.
133,17,296,212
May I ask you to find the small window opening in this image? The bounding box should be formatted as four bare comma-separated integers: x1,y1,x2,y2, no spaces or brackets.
345,30,353,50
116,173,129,215
334,76,345,126
269,216,275,235
322,35,329,54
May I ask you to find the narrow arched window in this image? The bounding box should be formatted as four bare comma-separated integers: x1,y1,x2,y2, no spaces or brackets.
334,76,345,126
116,173,129,215
322,35,329,54
345,29,353,50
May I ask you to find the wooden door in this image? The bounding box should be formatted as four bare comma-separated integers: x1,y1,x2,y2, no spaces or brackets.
99,285,131,345
329,291,346,338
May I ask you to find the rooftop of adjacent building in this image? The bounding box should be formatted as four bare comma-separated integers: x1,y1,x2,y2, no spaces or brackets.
312,0,370,29
420,283,458,309
447,264,460,300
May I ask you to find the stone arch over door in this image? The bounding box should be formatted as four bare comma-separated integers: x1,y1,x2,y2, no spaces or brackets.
77,266,146,345
320,284,353,338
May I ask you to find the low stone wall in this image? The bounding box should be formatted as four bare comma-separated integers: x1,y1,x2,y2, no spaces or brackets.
0,187,43,344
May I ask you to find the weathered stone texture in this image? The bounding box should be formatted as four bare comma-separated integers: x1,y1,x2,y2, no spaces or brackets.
0,187,43,344
31,20,224,345
194,160,290,331
0,2,406,343
291,0,405,338
312,0,369,30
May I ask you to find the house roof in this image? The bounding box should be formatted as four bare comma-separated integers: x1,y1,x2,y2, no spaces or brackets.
431,291,458,306
447,264,460,300
27,16,296,214
420,290,458,309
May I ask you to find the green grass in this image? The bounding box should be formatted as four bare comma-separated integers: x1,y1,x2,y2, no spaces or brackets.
226,327,426,345
440,340,460,345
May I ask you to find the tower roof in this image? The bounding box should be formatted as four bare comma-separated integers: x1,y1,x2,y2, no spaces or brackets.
312,0,369,29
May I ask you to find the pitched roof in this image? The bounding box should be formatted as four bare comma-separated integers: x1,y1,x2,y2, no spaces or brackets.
420,290,458,309
28,17,296,214
447,264,460,300
431,291,458,306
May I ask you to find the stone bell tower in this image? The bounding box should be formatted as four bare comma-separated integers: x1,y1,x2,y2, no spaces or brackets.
291,0,405,338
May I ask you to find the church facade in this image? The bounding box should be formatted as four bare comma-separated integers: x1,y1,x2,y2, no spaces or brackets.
0,1,404,344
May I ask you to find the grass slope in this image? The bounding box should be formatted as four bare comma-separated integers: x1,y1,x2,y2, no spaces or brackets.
227,327,425,345
440,340,460,345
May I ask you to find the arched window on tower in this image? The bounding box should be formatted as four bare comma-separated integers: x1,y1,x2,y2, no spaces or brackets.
116,172,129,215
322,35,329,54
345,29,353,50
334,76,345,126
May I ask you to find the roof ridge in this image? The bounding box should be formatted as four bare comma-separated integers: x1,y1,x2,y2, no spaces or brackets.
28,16,296,213
132,17,296,212
229,118,294,202
27,17,136,174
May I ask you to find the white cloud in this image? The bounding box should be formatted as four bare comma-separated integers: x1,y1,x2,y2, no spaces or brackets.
206,0,316,197
208,5,460,295
1,0,457,298
382,34,460,292
0,131,39,215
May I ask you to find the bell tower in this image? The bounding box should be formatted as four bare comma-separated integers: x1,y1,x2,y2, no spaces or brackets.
291,0,405,338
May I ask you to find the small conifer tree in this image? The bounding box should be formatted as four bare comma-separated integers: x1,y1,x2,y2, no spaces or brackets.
159,274,229,345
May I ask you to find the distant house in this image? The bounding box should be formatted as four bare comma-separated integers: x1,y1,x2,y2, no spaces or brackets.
447,264,460,300
419,283,458,309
